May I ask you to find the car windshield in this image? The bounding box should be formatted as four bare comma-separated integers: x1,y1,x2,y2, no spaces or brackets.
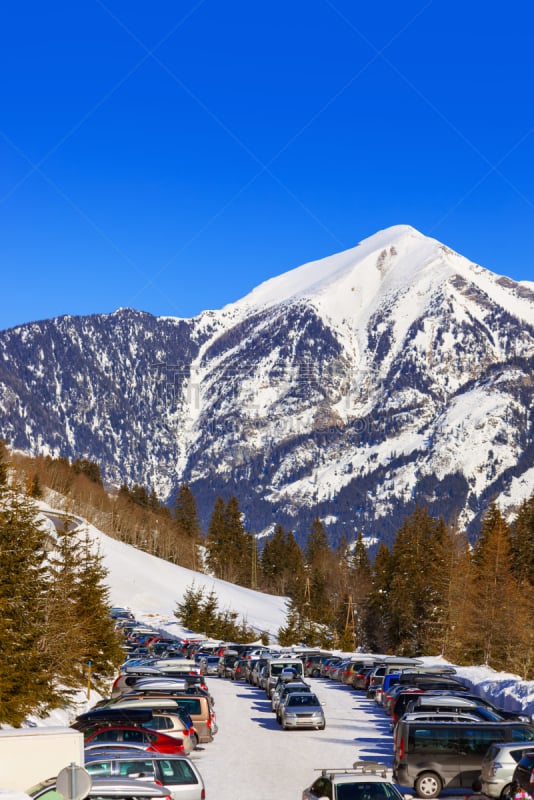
336,781,400,800
287,694,319,706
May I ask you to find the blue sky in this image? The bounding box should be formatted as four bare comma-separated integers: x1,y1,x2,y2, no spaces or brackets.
1,1,533,329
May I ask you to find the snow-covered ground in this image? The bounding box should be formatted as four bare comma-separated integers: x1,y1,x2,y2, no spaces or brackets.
1,499,533,800
31,499,534,723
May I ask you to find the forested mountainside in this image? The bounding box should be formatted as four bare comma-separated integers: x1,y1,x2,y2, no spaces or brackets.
1,225,534,546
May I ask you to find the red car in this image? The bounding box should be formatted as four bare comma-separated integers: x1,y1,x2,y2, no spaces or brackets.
84,724,184,754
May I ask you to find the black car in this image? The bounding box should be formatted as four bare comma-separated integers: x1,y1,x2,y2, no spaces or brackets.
513,751,534,793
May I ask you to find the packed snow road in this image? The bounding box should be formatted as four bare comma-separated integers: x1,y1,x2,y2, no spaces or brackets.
190,676,393,800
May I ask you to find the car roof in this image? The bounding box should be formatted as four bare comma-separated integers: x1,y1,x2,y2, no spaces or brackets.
30,777,170,799
85,751,191,762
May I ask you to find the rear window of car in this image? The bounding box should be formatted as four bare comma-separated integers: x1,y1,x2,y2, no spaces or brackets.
176,698,201,714
159,759,198,784
116,761,156,779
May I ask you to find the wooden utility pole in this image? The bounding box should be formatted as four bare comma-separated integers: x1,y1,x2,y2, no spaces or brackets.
345,594,356,650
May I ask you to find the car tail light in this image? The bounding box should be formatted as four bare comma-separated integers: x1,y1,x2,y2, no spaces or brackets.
530,768,534,786
201,790,205,799
399,738,405,761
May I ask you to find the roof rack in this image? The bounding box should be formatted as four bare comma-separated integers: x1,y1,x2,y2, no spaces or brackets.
316,762,389,778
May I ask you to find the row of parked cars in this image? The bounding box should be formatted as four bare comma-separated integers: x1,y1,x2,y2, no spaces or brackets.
28,609,534,800
28,612,219,800
310,650,534,799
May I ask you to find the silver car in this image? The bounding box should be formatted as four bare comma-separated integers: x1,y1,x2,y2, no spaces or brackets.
84,753,205,800
272,681,310,716
481,742,534,798
279,692,325,730
30,776,172,800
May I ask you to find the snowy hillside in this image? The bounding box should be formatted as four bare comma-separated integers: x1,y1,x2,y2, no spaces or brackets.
1,225,534,547
37,501,288,639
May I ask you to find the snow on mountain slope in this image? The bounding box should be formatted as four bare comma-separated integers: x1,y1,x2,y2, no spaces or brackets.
37,500,288,638
1,225,533,547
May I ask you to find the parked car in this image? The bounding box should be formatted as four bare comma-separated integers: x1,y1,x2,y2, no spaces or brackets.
352,666,376,691
265,658,304,698
245,658,259,683
272,680,310,715
341,660,379,687
320,657,342,678
83,725,185,754
304,655,328,678
29,776,172,800
84,751,205,800
217,651,238,679
303,760,403,800
481,743,534,798
230,658,249,681
393,720,534,798
198,655,220,676
250,658,269,686
368,665,387,700
512,751,534,795
74,707,197,754
278,692,325,730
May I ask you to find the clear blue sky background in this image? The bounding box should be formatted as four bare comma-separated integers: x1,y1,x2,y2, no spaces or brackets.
1,1,533,329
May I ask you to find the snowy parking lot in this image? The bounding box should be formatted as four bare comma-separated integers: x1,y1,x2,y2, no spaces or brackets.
191,675,394,800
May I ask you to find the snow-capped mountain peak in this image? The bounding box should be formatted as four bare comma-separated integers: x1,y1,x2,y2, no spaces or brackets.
1,226,533,547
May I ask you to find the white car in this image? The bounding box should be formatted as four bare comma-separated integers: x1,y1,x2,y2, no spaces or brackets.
303,761,404,800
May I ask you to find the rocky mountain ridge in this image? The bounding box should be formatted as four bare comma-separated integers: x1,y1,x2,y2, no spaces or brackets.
1,225,533,547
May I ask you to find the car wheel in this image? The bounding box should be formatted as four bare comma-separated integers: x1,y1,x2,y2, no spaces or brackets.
191,733,199,749
414,772,442,799
501,785,512,799
317,723,325,730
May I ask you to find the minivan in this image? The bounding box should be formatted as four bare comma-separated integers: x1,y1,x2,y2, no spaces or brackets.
393,720,534,798
265,659,304,698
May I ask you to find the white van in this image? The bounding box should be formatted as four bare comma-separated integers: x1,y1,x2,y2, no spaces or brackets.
265,658,304,698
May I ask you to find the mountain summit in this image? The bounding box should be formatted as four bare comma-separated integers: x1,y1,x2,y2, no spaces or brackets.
1,226,533,546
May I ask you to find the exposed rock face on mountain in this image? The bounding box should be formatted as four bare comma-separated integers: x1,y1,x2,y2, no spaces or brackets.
1,225,534,546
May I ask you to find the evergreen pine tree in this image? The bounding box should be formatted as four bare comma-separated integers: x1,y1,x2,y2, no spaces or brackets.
224,496,248,583
0,463,57,724
510,492,534,586
387,506,451,655
365,542,392,652
261,524,286,591
175,582,205,631
42,517,85,687
204,497,227,578
197,588,220,637
73,529,123,686
305,517,329,567
174,483,202,571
